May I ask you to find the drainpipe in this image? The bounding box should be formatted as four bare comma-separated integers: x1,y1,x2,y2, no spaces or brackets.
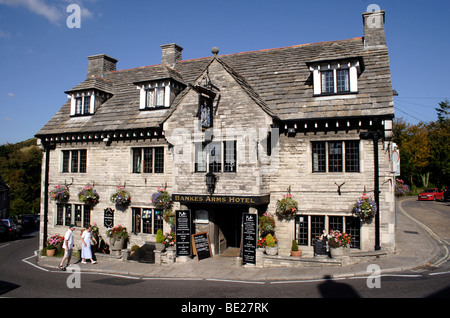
360,126,382,251
42,142,55,249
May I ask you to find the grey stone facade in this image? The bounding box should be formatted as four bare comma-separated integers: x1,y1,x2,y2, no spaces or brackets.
36,10,396,257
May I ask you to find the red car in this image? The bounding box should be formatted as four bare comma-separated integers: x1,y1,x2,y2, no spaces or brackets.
418,188,445,201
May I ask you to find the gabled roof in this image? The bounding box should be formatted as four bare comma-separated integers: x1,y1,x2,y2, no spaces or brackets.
64,76,114,95
36,36,394,138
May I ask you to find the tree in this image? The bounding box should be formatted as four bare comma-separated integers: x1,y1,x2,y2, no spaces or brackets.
436,99,449,124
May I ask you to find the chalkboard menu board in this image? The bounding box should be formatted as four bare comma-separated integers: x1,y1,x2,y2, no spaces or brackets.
242,213,257,265
175,210,191,257
104,208,114,228
192,232,212,261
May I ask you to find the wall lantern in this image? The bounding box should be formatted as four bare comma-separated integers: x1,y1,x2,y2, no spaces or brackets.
205,172,217,195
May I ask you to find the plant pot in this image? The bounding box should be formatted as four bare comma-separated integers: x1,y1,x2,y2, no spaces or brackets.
329,247,350,258
155,242,166,251
109,236,125,251
46,249,56,257
291,250,302,257
265,246,278,256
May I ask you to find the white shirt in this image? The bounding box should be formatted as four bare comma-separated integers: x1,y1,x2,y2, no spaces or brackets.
64,229,74,250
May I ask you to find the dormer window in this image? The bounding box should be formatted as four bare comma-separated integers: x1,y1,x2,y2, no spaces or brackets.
137,79,185,110
69,91,95,116
308,58,363,96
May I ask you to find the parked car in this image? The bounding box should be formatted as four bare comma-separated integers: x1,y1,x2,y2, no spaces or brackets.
0,219,23,240
444,186,449,202
20,214,39,229
418,188,445,201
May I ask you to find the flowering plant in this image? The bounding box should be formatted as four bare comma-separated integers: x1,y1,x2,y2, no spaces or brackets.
50,185,70,202
91,223,99,236
110,186,131,205
327,230,352,248
164,232,176,247
47,233,63,250
257,234,278,248
275,193,298,220
395,179,410,197
152,186,174,225
78,185,99,205
352,193,377,221
259,212,276,238
106,224,129,239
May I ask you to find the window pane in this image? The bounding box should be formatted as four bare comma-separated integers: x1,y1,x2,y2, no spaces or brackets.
321,70,334,93
132,208,141,234
79,150,87,173
57,204,64,225
224,141,236,172
312,142,326,172
132,149,142,173
295,215,309,246
155,87,165,107
329,216,343,233
345,141,359,172
154,147,164,173
65,205,72,226
209,142,222,173
337,69,349,92
71,150,79,173
311,215,325,244
83,205,91,228
195,143,207,172
75,97,83,115
83,96,91,114
143,148,153,173
62,151,70,173
74,205,82,227
154,209,163,233
142,209,152,234
346,217,361,248
328,142,343,172
146,89,154,108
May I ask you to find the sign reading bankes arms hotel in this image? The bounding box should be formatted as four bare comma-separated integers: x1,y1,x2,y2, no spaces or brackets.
172,194,270,205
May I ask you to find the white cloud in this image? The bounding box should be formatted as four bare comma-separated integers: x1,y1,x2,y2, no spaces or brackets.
4,117,12,121
7,92,15,97
0,0,94,25
0,28,10,38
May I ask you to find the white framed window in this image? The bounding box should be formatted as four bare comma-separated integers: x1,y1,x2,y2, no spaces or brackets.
309,60,361,96
70,92,94,116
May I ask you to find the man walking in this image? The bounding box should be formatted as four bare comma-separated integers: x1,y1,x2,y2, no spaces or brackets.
59,224,76,271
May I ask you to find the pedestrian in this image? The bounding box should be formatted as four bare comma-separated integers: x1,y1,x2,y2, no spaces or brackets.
81,225,97,264
59,224,76,271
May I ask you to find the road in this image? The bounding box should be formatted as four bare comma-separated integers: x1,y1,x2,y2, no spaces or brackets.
0,199,449,308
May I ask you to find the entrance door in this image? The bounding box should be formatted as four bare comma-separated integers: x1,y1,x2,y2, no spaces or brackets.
213,205,245,254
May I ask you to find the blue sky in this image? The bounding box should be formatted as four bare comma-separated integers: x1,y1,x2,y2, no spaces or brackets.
0,0,449,145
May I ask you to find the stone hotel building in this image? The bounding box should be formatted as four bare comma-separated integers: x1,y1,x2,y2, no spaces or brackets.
37,10,396,258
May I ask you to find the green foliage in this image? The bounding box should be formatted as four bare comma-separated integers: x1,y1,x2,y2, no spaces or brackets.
265,234,275,247
291,240,299,252
0,138,42,217
156,229,165,243
393,100,450,188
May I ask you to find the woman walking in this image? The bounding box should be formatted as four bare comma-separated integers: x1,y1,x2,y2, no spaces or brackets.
81,225,97,264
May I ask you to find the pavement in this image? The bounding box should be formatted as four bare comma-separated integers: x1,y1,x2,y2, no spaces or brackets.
36,199,445,282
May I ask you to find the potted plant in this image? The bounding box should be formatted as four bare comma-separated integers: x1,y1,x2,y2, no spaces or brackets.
106,225,129,251
327,230,351,258
275,192,298,220
258,212,275,238
46,233,63,256
264,234,278,256
291,239,301,257
164,232,176,250
110,186,131,206
352,193,377,222
155,229,166,251
152,186,174,227
50,184,70,202
78,184,100,205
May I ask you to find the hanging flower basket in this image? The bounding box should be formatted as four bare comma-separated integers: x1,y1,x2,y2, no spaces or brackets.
110,186,131,206
395,179,410,197
352,193,377,221
258,212,276,238
275,193,298,220
78,185,100,205
50,185,70,202
152,186,174,226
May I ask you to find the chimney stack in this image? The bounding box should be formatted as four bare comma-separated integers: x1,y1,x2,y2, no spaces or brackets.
362,9,386,48
87,54,118,78
161,43,183,68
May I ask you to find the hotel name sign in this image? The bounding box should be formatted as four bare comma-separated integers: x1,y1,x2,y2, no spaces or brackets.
172,194,270,205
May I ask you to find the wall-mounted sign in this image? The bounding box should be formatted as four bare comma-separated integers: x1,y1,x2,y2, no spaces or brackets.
104,208,114,228
242,213,257,265
173,194,270,206
176,210,191,257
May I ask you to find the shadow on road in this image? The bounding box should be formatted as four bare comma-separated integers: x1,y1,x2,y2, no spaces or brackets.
318,275,360,298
